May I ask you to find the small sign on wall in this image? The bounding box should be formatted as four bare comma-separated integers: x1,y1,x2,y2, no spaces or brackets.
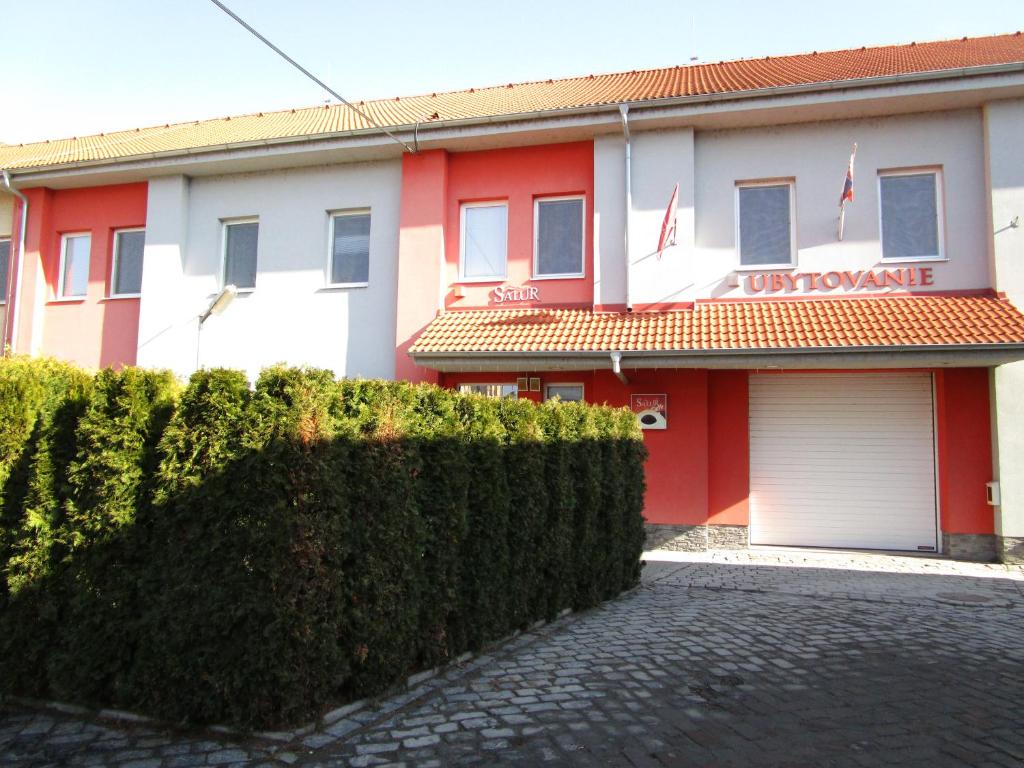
630,394,667,430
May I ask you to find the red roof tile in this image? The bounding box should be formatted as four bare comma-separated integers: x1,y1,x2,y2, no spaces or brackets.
408,295,1024,355
2,32,1023,171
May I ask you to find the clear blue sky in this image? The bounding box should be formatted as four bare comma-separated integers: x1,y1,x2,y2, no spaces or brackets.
1,0,1020,144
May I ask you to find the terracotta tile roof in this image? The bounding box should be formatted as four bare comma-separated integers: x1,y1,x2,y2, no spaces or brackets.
3,32,1023,172
408,295,1024,355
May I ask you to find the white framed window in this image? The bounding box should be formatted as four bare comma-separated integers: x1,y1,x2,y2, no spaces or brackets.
878,169,944,262
458,383,518,399
0,239,10,304
327,209,371,287
534,196,585,278
58,233,91,299
544,383,584,402
221,218,259,290
735,181,796,269
110,228,145,298
460,202,507,282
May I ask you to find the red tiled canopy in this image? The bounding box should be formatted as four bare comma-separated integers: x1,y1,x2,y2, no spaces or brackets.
409,295,1024,355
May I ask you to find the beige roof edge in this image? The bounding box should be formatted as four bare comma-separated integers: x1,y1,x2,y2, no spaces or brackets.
409,344,1024,372
6,61,1024,179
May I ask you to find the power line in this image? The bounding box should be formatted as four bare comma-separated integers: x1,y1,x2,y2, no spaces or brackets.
207,0,415,153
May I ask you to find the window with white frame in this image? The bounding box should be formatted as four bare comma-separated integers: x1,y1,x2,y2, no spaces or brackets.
329,210,371,286
58,233,91,298
0,239,10,303
111,229,145,297
736,182,795,267
222,219,258,290
879,170,943,261
458,383,518,399
535,196,584,277
460,202,507,281
544,383,584,402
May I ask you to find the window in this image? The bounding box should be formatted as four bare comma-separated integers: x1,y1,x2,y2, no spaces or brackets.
879,170,943,261
223,219,258,290
58,233,91,298
329,210,371,286
545,383,584,402
535,197,584,278
458,383,518,399
736,182,795,267
0,239,9,303
111,229,145,297
460,203,507,281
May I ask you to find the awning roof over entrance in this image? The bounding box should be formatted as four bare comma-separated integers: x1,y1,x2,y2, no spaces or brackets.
409,294,1024,371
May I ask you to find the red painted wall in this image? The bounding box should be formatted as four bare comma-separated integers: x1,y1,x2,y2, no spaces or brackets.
935,368,994,534
444,142,594,310
707,371,750,526
395,150,448,383
12,183,146,369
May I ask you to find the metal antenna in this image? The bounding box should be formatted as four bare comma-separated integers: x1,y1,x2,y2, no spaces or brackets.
208,0,415,153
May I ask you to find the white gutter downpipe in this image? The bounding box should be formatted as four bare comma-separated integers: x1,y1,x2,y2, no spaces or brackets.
610,351,629,385
1,170,28,354
619,104,633,312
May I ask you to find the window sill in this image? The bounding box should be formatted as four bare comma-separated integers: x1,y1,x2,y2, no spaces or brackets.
319,283,369,292
733,263,796,272
103,294,142,301
457,277,506,285
532,273,586,281
879,257,948,265
48,297,87,304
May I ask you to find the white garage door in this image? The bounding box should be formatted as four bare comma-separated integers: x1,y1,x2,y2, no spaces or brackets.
749,373,938,552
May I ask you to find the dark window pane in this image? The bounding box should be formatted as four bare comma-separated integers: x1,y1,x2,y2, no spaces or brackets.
331,213,370,284
537,199,583,275
739,185,792,265
0,240,9,300
881,174,939,259
114,230,145,295
224,222,258,289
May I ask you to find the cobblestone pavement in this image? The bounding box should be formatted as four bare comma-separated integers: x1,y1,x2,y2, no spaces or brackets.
3,549,1023,767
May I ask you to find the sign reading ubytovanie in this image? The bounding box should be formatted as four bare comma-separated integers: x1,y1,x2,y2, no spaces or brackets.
631,394,667,430
491,285,539,304
747,266,935,293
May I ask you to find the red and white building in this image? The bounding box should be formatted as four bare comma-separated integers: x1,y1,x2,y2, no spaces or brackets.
3,33,1024,561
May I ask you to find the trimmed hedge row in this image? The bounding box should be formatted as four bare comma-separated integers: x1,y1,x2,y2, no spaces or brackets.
0,357,646,729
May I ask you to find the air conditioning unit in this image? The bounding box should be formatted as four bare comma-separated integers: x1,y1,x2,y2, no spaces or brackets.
636,409,667,430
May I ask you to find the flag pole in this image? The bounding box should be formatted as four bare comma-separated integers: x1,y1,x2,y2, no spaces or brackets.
838,205,846,241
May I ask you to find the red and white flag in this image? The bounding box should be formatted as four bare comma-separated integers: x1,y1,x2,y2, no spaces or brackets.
840,143,857,207
657,183,679,258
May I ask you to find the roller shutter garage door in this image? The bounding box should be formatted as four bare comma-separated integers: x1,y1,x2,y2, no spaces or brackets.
749,373,938,552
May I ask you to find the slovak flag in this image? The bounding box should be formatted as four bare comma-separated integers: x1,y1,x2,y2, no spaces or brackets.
840,143,857,207
657,183,679,259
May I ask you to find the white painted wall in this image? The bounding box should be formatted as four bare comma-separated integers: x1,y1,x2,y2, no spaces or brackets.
137,161,401,383
984,98,1024,543
594,129,695,307
596,110,991,305
0,193,12,238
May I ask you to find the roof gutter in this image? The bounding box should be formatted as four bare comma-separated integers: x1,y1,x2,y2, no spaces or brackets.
1,170,28,353
410,342,1024,372
6,62,1024,178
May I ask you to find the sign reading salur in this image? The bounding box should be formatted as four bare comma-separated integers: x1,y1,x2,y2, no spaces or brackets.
491,285,540,304
630,394,667,430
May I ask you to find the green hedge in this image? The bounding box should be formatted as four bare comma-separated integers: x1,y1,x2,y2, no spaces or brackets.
0,357,646,729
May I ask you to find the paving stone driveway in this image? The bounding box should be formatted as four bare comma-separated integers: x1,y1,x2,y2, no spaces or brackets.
4,549,1024,767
